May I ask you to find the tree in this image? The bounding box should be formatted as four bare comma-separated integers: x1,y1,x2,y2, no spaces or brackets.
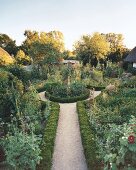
15,50,31,65
21,30,39,54
74,32,110,66
21,30,65,55
0,34,17,56
40,31,65,52
29,41,62,67
103,33,126,62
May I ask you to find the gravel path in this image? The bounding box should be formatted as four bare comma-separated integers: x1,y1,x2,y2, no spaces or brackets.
51,103,88,170
38,90,101,170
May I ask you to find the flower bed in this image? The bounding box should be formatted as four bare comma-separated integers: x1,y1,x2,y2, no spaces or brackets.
44,82,90,103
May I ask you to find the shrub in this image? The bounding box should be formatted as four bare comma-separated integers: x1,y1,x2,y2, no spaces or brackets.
77,101,99,169
0,69,24,123
45,88,90,103
37,102,59,170
8,65,31,85
120,76,136,88
127,64,136,75
41,82,90,103
1,128,41,170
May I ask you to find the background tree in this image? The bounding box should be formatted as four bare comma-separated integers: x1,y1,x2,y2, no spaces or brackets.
21,30,39,54
0,34,17,56
74,32,110,66
40,31,65,52
15,50,31,65
29,41,62,67
103,33,128,62
21,30,65,55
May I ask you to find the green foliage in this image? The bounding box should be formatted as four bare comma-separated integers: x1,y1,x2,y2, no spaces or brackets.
29,42,62,66
92,88,136,124
88,82,136,169
104,62,124,78
43,81,90,103
21,87,41,121
91,116,136,169
74,32,110,66
37,102,60,170
45,82,87,97
22,30,65,55
0,69,23,122
15,50,31,65
77,101,99,169
8,65,31,85
1,128,42,170
0,34,17,56
127,64,136,75
46,90,90,103
121,76,136,88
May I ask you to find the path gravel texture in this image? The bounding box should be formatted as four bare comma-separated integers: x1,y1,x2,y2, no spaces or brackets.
38,90,101,170
51,103,88,170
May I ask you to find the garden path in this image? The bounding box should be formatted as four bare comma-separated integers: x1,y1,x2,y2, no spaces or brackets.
38,90,101,170
51,102,87,170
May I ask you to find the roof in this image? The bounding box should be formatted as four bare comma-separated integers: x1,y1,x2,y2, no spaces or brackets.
124,47,136,62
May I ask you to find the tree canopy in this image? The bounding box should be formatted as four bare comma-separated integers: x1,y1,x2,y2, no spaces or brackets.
0,34,17,56
74,32,110,66
21,30,65,54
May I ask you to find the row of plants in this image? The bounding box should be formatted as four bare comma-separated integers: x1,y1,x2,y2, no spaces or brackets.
0,69,59,170
88,81,136,169
92,88,136,124
77,101,101,170
37,102,60,170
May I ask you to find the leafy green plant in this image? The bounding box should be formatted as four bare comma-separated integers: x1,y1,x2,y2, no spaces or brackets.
1,127,42,170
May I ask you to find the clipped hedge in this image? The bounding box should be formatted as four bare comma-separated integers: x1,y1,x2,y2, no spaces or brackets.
86,85,105,91
77,101,98,169
37,102,60,170
45,89,90,103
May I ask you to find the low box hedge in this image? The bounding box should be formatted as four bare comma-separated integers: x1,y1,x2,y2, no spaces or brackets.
37,102,60,170
86,85,105,91
45,89,90,103
77,101,99,169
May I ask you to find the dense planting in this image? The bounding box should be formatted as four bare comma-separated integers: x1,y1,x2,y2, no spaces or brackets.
44,82,90,103
84,80,136,169
0,29,136,170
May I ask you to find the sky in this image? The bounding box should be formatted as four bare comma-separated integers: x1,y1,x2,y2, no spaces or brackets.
0,0,136,50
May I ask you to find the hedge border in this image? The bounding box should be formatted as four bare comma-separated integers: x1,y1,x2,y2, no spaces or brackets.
45,89,90,103
86,85,105,91
37,102,60,170
77,101,99,169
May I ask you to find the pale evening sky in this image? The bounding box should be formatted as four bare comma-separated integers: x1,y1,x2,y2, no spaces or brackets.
0,0,136,50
